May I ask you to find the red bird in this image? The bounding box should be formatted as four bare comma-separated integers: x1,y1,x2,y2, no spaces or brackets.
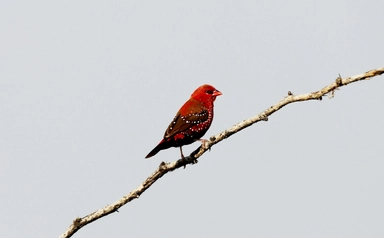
145,84,222,159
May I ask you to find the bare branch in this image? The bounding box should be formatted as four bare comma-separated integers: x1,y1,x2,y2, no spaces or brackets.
59,67,384,238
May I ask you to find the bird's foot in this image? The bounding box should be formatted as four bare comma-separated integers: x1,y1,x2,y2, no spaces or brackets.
198,139,210,151
191,158,198,164
181,155,187,169
181,155,198,169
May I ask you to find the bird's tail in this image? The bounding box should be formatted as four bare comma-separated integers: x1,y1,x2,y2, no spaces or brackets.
145,139,169,158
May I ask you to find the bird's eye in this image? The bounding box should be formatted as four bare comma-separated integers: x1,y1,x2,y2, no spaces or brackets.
206,89,213,94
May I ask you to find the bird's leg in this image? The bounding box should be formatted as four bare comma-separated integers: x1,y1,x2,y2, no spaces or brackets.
180,146,198,167
179,146,185,159
179,147,188,169
198,139,210,150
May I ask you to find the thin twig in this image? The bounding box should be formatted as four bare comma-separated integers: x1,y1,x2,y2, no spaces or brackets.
59,67,384,238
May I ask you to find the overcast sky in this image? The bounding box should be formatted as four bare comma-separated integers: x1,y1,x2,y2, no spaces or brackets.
1,1,384,238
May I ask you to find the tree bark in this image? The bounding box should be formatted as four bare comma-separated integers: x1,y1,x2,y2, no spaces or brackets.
59,67,384,238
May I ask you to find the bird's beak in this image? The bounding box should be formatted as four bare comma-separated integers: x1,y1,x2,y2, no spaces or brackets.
213,90,222,96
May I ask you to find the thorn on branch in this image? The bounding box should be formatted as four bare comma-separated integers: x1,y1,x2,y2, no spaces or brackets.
328,74,343,99
336,74,343,86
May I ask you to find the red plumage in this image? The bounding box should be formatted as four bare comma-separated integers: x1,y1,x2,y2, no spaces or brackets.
145,84,222,159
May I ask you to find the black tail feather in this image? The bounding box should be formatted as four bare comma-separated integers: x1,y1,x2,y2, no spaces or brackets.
145,139,170,158
145,145,161,158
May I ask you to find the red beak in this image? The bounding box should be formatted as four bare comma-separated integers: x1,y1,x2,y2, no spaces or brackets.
213,90,222,96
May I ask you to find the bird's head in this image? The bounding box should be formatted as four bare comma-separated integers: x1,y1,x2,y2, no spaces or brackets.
191,84,222,103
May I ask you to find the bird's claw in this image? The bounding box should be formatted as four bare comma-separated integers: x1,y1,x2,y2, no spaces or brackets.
181,155,199,169
199,139,210,150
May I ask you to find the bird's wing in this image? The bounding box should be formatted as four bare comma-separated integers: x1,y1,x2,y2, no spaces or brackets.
164,109,209,138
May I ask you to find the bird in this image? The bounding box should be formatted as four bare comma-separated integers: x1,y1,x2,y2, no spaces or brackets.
145,84,222,159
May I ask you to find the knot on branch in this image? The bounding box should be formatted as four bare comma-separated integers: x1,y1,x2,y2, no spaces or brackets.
159,161,167,172
73,217,82,227
336,74,343,86
260,115,269,121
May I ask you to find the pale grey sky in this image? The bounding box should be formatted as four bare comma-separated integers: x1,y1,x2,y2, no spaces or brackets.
1,1,384,237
